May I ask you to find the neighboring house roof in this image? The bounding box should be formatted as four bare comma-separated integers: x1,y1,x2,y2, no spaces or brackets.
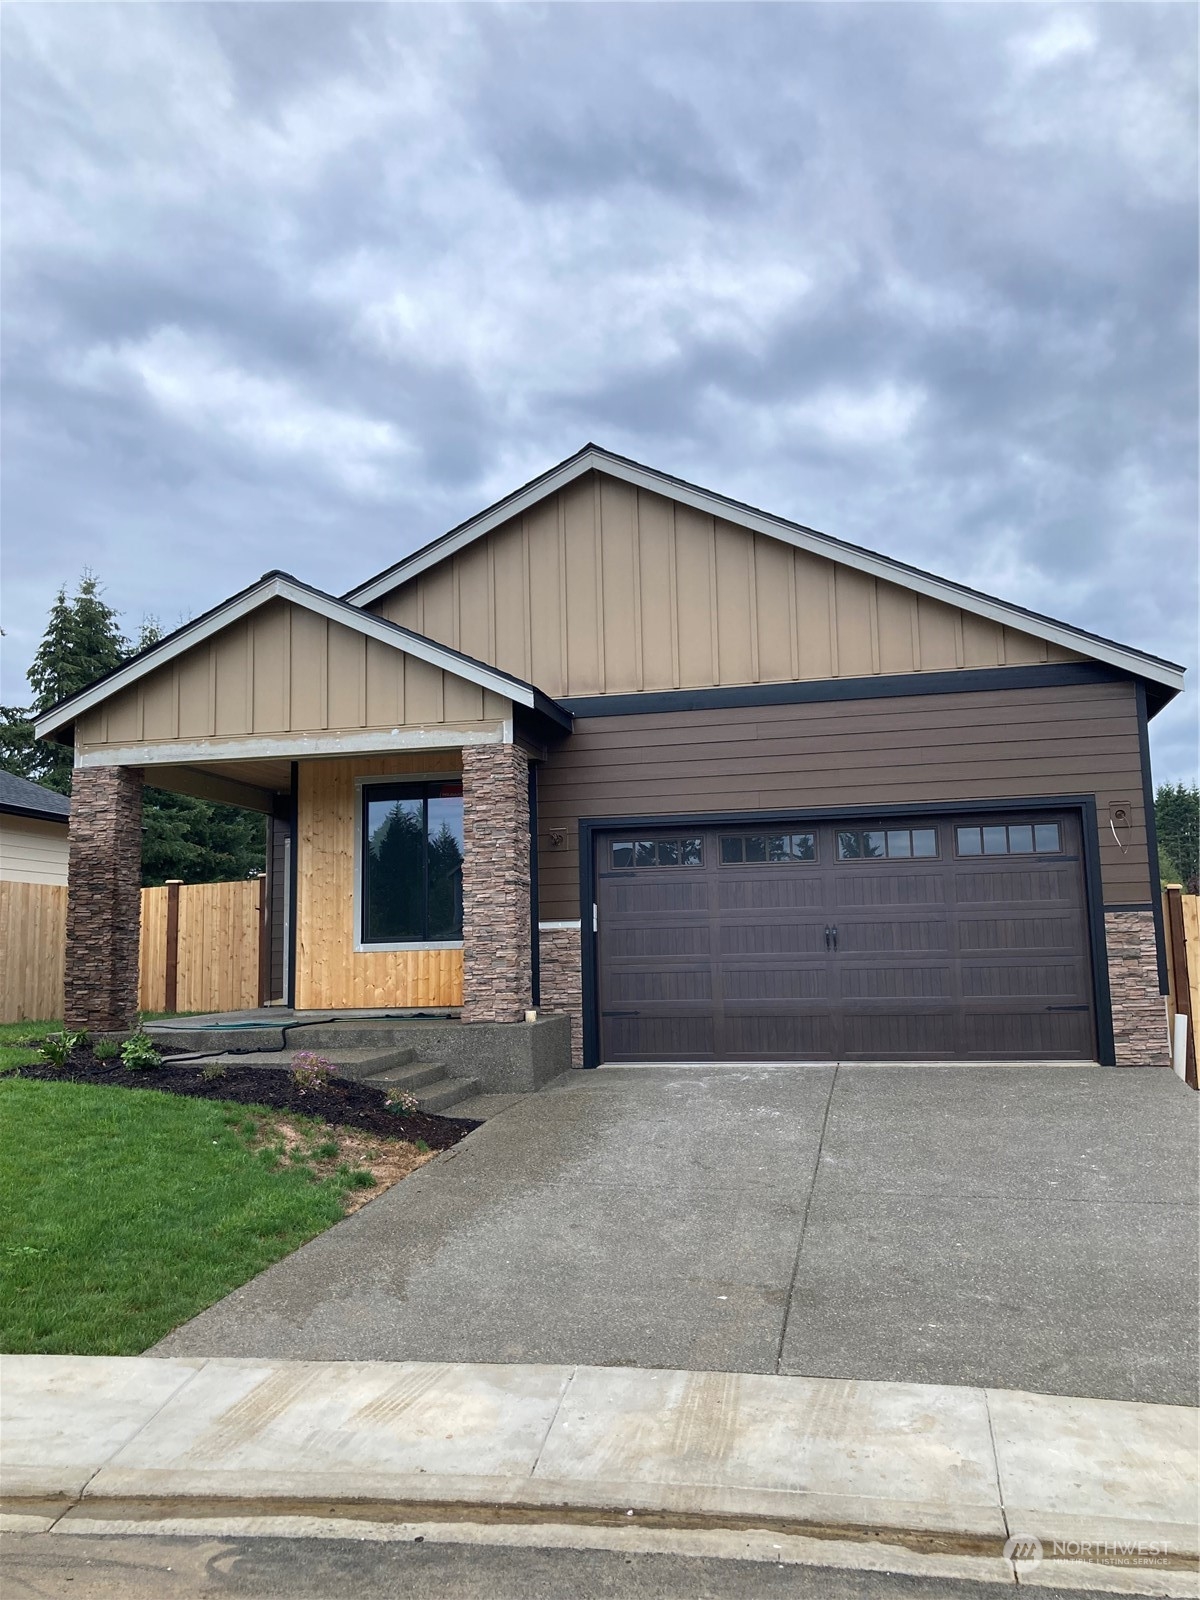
345,443,1185,701
33,571,572,741
0,770,71,823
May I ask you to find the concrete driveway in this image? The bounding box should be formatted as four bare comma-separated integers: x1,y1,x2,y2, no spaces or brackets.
154,1064,1199,1405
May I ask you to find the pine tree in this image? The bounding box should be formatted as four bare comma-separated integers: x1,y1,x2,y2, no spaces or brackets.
2,573,128,793
1156,782,1200,891
1,575,265,882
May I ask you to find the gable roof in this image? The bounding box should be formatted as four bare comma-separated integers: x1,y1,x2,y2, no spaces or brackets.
33,571,572,741
0,770,70,822
345,443,1184,703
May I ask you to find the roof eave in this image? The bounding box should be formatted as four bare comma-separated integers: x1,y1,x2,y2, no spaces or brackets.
0,801,70,823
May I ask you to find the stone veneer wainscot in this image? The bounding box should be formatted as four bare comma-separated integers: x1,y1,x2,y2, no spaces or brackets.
1105,909,1170,1066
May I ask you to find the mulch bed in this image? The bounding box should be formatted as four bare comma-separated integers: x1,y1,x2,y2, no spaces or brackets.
8,1049,478,1151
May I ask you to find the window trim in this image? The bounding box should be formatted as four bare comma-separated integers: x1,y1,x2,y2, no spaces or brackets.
354,774,465,952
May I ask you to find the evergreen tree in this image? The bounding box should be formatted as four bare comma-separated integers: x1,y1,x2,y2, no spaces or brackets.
1156,782,1200,891
1,573,128,793
140,788,266,888
0,575,265,882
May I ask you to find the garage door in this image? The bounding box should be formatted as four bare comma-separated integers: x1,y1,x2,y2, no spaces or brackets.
595,813,1096,1062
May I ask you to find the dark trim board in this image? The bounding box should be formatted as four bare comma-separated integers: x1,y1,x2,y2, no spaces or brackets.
578,794,1118,1070
529,763,541,1009
1135,682,1170,995
0,802,70,824
561,662,1136,720
286,761,299,1009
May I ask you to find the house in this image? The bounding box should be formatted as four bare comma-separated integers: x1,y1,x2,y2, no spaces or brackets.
34,445,1183,1068
0,771,70,885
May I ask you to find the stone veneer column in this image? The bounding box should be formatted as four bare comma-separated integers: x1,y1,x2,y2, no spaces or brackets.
461,744,532,1023
65,765,144,1032
538,923,584,1067
1105,909,1170,1066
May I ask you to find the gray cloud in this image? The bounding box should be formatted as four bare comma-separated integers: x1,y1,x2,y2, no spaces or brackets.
1,1,1195,778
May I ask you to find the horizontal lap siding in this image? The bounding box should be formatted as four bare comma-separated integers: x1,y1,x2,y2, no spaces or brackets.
536,680,1151,918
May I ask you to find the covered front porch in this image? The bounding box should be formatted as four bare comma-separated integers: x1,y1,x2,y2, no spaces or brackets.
33,572,572,1042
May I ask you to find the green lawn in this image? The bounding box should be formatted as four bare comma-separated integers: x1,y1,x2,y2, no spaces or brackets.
0,1019,60,1072
0,1015,198,1074
0,1077,369,1355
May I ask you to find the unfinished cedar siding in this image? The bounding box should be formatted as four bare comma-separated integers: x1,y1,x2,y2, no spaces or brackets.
295,752,464,1010
370,473,1084,701
535,679,1151,919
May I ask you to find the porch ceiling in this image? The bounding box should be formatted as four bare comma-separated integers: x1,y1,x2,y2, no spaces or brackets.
142,760,292,813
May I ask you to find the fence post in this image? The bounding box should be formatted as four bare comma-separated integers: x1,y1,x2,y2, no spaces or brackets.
1163,885,1197,1089
164,879,182,1016
257,874,270,1008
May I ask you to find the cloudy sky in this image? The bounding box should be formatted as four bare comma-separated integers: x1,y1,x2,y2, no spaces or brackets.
2,3,1196,778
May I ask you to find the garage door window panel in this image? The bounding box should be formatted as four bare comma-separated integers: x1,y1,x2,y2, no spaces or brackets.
837,828,938,861
720,832,815,864
955,822,1063,857
611,837,703,868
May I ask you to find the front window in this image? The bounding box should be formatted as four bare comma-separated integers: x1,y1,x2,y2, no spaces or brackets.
361,781,464,944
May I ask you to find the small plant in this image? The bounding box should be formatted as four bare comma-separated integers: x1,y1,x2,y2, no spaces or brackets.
120,1032,161,1071
388,1090,420,1115
200,1063,227,1081
290,1051,334,1092
313,1140,339,1160
37,1030,87,1069
93,1039,121,1062
414,1139,431,1154
338,1166,376,1190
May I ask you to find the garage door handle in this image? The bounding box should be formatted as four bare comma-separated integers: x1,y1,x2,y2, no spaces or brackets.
824,925,832,951
831,925,839,951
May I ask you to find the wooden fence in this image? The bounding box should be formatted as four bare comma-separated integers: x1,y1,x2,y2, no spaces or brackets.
1163,886,1199,1089
0,881,67,1023
1,877,266,1024
138,878,267,1015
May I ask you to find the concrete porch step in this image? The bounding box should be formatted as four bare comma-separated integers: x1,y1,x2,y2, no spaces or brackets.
364,1065,481,1115
357,1059,446,1093
166,1046,417,1082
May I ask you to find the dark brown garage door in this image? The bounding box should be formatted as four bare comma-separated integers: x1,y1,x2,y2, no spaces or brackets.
595,813,1096,1063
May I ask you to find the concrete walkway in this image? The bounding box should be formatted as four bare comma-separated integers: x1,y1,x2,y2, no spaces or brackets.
2,1355,1196,1594
152,1064,1199,1405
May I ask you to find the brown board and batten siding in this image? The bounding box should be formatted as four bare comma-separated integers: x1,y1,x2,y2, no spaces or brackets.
535,678,1151,920
370,474,1084,701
